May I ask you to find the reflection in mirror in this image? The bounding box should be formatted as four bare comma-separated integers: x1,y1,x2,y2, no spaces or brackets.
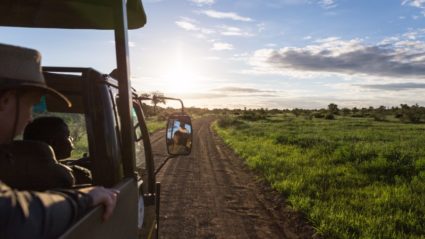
166,115,192,155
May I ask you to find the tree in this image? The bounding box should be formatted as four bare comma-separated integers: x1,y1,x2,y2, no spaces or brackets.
373,105,387,121
341,107,351,116
400,103,423,123
328,103,339,115
151,91,166,114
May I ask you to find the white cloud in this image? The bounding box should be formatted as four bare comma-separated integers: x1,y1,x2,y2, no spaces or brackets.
176,20,199,31
218,25,253,37
402,0,425,8
212,42,234,51
175,17,216,37
402,0,425,18
200,10,253,22
189,0,215,6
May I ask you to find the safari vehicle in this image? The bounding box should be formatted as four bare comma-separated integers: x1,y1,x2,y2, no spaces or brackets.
0,0,192,238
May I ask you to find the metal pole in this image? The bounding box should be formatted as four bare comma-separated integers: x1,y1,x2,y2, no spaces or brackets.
114,0,136,178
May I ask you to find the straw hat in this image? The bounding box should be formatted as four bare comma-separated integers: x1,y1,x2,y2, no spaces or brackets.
0,43,71,107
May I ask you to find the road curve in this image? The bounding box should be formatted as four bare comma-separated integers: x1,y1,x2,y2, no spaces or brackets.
152,117,317,239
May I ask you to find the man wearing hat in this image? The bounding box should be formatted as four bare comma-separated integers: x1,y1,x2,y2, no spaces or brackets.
0,43,119,238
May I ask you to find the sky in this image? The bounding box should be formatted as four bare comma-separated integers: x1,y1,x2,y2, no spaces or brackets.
1,0,425,109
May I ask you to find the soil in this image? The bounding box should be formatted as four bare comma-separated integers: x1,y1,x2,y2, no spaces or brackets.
151,117,318,239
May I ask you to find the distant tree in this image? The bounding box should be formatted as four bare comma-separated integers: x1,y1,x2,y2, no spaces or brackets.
151,91,166,114
292,108,303,117
328,103,339,115
400,103,422,123
373,105,387,121
341,107,351,116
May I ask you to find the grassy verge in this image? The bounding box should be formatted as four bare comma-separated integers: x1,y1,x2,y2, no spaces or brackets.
213,114,425,239
146,117,166,134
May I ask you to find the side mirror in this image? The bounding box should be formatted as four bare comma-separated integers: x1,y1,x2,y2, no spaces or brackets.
166,114,193,156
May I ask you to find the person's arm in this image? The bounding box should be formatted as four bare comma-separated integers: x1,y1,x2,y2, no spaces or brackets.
0,182,118,239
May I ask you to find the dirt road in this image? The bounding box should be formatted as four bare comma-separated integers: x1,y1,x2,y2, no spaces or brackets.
151,117,317,239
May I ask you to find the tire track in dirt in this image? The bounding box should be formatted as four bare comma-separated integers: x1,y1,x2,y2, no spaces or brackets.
152,117,317,239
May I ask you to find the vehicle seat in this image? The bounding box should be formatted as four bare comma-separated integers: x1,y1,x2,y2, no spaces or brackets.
0,140,75,191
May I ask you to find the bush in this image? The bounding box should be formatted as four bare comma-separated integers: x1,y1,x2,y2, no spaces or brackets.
239,111,266,121
217,116,244,128
373,113,386,122
313,112,325,118
325,113,335,120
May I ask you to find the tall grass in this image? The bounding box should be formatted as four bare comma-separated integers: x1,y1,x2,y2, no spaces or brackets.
214,115,425,238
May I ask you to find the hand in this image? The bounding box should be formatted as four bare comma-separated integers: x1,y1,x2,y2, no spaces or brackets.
79,187,120,221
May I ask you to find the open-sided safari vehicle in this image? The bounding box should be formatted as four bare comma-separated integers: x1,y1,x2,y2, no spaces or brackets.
0,0,192,238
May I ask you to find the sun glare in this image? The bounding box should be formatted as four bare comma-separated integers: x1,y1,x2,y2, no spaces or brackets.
160,46,205,94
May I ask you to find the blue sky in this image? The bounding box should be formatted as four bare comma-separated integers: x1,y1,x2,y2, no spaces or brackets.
1,0,425,109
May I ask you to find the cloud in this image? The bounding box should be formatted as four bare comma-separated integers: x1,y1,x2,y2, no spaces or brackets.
212,42,234,50
189,0,215,6
218,25,253,37
249,37,425,79
200,10,253,22
357,82,425,91
402,0,425,8
175,17,216,37
212,87,276,93
176,20,199,31
402,0,425,17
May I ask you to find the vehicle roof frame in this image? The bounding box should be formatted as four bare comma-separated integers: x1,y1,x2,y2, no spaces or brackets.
0,0,140,179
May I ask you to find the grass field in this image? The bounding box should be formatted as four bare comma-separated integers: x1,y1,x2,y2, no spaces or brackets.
146,117,166,133
214,114,425,239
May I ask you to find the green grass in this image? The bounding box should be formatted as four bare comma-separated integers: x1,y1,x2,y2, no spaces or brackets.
214,114,425,239
146,117,166,134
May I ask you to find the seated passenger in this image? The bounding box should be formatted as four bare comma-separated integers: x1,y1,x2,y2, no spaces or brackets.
171,121,190,154
23,117,92,184
0,140,75,191
0,43,118,239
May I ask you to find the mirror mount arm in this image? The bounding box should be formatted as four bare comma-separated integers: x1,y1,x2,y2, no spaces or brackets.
156,96,185,113
137,95,185,113
154,155,177,176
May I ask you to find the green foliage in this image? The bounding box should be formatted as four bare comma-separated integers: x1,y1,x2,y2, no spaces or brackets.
217,116,245,128
328,103,339,115
400,104,423,123
240,110,267,121
313,112,325,118
145,117,166,133
325,113,335,120
214,116,425,239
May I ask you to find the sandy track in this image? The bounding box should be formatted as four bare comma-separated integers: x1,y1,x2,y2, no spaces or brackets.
152,117,317,239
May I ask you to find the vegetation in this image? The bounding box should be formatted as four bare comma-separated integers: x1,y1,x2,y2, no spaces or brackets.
214,113,425,239
146,116,166,133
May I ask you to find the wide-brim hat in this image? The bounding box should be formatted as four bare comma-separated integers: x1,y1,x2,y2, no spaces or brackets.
0,43,71,107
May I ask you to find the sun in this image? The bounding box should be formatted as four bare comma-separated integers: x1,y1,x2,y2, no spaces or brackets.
159,46,205,94
162,63,199,93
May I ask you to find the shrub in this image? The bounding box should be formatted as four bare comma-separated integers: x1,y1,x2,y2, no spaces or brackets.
373,113,386,122
239,111,266,121
325,113,335,120
313,112,325,118
217,116,244,128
